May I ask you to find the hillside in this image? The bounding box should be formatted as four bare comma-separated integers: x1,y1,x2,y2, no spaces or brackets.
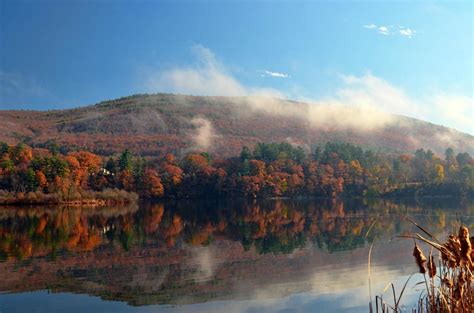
1,93,472,157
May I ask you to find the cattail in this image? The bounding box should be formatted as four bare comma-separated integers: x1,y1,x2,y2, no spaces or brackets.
440,245,456,267
471,236,474,262
413,243,427,274
458,226,473,268
444,235,461,267
427,252,436,278
441,244,448,262
466,270,473,286
442,276,453,289
454,285,463,300
454,271,466,300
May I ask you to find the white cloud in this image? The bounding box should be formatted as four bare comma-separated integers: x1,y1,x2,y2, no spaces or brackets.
190,117,220,151
262,70,289,78
240,74,413,131
146,45,246,97
321,73,473,134
362,24,390,35
399,28,416,38
145,44,283,99
296,73,417,130
378,26,390,35
337,73,423,117
259,72,472,133
143,45,473,135
432,94,474,135
363,24,417,38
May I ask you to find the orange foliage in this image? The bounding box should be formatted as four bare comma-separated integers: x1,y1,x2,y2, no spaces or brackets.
144,204,164,234
249,159,266,176
36,216,48,235
68,151,101,173
142,168,164,198
36,170,48,189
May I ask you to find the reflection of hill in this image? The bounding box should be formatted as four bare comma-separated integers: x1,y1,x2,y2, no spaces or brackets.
0,235,417,306
0,198,472,305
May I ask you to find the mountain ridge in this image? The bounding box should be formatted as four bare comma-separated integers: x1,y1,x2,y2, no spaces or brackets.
1,93,472,157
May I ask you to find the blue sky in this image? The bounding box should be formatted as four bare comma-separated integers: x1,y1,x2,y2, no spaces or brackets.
0,0,472,134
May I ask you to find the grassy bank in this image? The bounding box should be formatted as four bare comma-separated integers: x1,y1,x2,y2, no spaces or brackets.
0,188,138,205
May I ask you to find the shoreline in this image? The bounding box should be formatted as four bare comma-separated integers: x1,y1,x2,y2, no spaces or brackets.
0,192,471,207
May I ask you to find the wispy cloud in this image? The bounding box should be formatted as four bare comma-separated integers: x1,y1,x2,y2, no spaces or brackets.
399,28,416,38
190,117,220,151
0,70,65,109
143,45,472,134
432,94,474,135
260,70,289,78
363,24,377,29
318,73,473,134
378,26,390,35
363,24,417,38
335,73,420,117
145,45,247,97
144,44,282,98
0,71,50,100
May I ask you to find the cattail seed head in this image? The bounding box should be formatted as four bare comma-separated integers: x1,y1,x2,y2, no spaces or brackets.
471,236,474,262
458,226,473,268
455,271,466,300
446,235,461,267
427,252,436,279
458,271,466,285
413,244,427,274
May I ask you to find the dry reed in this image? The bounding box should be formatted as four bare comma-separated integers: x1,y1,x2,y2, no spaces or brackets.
371,224,474,313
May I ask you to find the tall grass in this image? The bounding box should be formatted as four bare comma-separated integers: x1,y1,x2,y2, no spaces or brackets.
0,188,138,205
371,222,474,312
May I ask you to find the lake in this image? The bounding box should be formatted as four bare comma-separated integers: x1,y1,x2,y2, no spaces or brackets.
0,198,472,313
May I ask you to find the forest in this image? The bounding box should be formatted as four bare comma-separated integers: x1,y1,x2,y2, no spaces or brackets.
0,141,473,204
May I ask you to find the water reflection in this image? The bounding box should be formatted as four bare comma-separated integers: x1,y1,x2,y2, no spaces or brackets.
0,198,472,312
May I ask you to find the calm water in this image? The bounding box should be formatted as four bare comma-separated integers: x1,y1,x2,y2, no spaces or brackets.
0,198,472,313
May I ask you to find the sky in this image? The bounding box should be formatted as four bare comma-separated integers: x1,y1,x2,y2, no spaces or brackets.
0,0,473,134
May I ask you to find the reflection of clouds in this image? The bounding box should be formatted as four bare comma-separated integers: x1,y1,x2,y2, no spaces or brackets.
145,274,421,313
188,245,218,283
310,266,420,310
0,287,421,313
167,240,421,312
239,261,418,312
127,268,169,292
310,264,402,295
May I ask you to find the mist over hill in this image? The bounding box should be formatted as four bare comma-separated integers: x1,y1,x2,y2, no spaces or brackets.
1,93,472,157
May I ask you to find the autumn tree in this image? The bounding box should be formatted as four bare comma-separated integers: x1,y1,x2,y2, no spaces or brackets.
141,168,164,198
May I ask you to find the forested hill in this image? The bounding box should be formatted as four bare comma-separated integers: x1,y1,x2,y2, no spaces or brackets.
1,93,472,157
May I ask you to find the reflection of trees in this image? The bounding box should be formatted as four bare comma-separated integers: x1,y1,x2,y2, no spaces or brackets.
0,204,138,260
0,198,473,260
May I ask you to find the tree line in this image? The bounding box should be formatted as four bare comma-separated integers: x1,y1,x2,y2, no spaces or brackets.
0,141,472,204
